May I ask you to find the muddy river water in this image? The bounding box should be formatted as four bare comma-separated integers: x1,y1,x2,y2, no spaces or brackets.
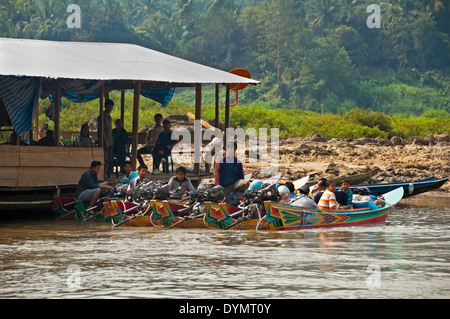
0,192,448,300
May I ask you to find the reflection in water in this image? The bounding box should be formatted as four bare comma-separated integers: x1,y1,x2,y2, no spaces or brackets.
0,199,449,299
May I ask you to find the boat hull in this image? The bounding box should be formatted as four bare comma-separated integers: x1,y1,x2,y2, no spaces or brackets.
55,197,394,231
256,201,393,231
121,215,206,228
348,176,449,197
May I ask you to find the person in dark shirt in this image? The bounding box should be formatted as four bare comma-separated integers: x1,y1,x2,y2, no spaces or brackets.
112,118,128,171
216,141,250,204
152,119,179,174
313,178,328,204
36,130,54,146
76,161,112,209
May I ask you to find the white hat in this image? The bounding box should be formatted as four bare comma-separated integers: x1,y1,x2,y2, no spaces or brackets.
207,137,222,150
278,185,290,199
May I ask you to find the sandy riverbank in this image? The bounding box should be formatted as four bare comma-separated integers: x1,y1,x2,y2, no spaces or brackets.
247,133,450,192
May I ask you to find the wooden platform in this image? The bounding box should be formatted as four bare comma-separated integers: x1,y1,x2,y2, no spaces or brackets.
0,144,217,212
0,144,104,188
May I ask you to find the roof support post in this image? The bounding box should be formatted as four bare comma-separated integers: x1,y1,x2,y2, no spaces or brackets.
194,83,202,175
99,84,104,149
53,84,61,147
224,83,230,145
215,84,220,129
131,81,141,170
120,89,125,124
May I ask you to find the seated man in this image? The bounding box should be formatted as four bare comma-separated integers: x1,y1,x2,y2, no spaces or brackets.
137,113,163,168
216,141,250,204
289,185,318,209
152,119,179,174
36,130,54,146
76,161,113,209
278,185,291,204
127,164,149,191
168,166,195,199
120,161,138,184
313,178,328,204
284,181,298,199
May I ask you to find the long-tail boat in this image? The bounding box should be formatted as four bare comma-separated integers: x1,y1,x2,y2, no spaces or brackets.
345,176,449,198
107,187,403,231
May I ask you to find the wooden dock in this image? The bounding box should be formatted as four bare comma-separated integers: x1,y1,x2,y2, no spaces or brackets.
0,143,214,212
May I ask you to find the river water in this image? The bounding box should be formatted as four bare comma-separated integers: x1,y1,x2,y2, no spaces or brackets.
0,192,449,300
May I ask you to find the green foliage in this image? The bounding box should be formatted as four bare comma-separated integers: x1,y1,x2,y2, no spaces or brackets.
390,116,450,139
2,0,450,139
421,108,450,119
346,108,392,132
36,90,449,140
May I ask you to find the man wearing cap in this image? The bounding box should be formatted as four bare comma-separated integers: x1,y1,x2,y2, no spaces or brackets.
289,185,318,209
204,136,226,183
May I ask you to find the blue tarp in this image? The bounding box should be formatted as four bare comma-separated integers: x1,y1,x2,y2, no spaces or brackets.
0,76,175,136
141,87,175,108
0,76,40,136
62,87,175,107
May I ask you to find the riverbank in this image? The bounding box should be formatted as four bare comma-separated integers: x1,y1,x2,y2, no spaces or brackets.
139,115,450,192
247,133,450,192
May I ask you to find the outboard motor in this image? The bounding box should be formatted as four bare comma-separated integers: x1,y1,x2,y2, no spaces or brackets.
154,183,170,200
188,184,225,204
113,182,129,198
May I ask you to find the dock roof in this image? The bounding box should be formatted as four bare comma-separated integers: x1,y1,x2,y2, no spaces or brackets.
0,38,259,137
0,38,260,85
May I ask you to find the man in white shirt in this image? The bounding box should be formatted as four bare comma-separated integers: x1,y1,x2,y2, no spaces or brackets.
127,164,148,192
120,161,138,184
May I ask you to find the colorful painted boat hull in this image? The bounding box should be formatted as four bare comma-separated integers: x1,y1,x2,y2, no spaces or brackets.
106,199,206,228
256,201,393,230
53,196,107,222
56,196,394,231
53,196,136,222
109,200,243,229
148,199,207,228
121,215,206,228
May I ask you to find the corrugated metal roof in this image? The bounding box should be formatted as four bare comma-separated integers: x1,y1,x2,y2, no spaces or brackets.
0,38,260,85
